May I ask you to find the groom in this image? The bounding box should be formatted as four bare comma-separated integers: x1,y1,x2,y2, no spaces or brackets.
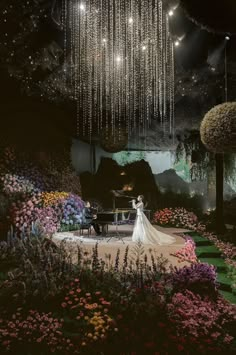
83,201,101,236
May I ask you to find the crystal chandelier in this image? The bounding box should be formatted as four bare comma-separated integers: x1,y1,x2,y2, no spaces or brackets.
62,0,175,144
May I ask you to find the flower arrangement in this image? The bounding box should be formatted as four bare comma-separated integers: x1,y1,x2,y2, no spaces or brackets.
33,206,60,236
169,263,218,296
10,194,60,236
171,237,198,263
203,231,236,260
153,207,198,230
60,194,84,230
0,310,69,353
167,290,236,348
1,174,40,197
41,191,69,207
61,279,116,347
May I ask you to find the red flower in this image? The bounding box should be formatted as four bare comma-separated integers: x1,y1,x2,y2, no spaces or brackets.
177,344,184,351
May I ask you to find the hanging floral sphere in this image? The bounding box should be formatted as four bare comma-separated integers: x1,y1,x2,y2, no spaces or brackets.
180,0,236,34
200,102,236,153
100,127,128,153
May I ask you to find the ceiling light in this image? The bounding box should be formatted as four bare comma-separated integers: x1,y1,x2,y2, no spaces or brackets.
79,4,85,11
168,10,174,17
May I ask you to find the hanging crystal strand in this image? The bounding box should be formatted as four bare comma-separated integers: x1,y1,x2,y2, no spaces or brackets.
98,0,104,134
70,1,75,89
133,0,140,146
146,0,152,132
166,30,170,135
81,3,88,137
97,0,102,135
88,10,92,140
153,0,158,123
74,4,80,136
118,0,123,142
158,0,163,128
91,2,97,135
141,0,146,137
120,0,126,142
128,0,134,139
127,0,131,138
117,0,122,143
63,0,175,142
170,41,175,144
63,0,67,74
163,13,168,136
104,0,109,136
110,0,115,139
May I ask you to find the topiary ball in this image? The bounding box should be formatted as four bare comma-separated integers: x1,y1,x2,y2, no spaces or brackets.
180,0,236,34
200,102,236,153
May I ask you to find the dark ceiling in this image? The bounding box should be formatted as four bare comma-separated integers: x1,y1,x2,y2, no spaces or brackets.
0,0,236,150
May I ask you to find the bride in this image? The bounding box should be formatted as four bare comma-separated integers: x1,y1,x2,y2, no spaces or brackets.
132,195,176,245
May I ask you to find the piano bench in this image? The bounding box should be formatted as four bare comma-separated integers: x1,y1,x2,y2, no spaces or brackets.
79,224,92,237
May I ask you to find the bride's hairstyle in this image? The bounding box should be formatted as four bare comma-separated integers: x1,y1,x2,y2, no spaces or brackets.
139,195,148,208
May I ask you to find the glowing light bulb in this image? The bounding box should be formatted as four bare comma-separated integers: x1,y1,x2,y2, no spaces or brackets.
225,36,230,40
116,56,121,63
168,10,174,17
79,4,85,11
174,40,179,47
142,45,147,51
128,17,133,24
102,38,106,43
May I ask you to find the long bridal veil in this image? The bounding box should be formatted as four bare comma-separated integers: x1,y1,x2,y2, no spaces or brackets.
132,211,176,245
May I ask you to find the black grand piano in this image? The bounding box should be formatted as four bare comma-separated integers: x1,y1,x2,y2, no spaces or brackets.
95,190,150,242
96,208,150,242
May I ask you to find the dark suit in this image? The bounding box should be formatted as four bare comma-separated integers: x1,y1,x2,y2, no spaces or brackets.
83,207,101,235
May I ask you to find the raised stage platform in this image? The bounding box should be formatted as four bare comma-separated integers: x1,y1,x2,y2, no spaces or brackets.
52,224,190,268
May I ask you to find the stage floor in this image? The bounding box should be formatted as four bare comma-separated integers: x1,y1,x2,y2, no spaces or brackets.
53,225,190,268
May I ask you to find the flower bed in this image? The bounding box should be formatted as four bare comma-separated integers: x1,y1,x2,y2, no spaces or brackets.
0,235,235,354
0,146,83,237
171,236,198,264
153,207,199,230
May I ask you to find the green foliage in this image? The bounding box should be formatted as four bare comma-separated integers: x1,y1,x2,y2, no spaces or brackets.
113,151,146,166
0,231,76,312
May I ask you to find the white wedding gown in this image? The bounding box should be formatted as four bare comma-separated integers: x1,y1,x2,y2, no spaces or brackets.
132,201,176,245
